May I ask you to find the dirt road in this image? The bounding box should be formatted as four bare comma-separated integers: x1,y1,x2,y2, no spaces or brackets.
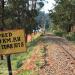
39,34,75,75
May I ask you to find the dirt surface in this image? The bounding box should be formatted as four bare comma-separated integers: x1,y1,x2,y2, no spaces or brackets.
14,33,75,75
39,34,75,75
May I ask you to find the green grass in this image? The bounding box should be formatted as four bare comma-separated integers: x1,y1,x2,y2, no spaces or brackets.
18,70,32,75
12,46,34,70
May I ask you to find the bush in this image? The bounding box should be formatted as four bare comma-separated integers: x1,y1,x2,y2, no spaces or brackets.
65,32,75,41
53,30,65,37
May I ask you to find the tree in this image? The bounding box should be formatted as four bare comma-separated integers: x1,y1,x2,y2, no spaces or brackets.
0,0,45,42
0,0,5,60
49,0,75,32
0,0,5,29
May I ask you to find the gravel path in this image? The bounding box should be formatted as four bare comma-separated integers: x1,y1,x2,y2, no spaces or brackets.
39,34,75,75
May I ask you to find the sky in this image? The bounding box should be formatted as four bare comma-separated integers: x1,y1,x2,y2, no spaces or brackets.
41,0,55,13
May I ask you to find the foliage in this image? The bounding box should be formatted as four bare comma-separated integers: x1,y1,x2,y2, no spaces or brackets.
0,0,45,34
65,32,75,41
53,30,65,37
49,0,75,32
35,60,43,68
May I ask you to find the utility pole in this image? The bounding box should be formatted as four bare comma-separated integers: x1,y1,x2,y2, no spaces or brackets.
41,12,46,34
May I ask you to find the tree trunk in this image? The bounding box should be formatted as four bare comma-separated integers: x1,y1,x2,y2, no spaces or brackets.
25,33,28,43
1,0,5,27
67,24,72,32
0,0,5,60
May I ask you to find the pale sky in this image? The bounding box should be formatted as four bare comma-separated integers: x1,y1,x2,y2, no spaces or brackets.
41,0,55,13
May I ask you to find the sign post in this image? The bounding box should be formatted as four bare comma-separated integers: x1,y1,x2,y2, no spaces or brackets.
7,55,12,75
0,29,26,75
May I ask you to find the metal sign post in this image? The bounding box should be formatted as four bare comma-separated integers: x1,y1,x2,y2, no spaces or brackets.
7,55,12,75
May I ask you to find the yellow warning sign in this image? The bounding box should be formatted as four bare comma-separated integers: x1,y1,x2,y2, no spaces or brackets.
0,29,26,55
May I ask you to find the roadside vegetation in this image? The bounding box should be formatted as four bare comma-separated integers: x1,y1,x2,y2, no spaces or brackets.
50,28,75,42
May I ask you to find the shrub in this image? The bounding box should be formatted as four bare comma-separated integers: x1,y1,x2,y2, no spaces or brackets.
65,32,75,41
53,30,65,37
